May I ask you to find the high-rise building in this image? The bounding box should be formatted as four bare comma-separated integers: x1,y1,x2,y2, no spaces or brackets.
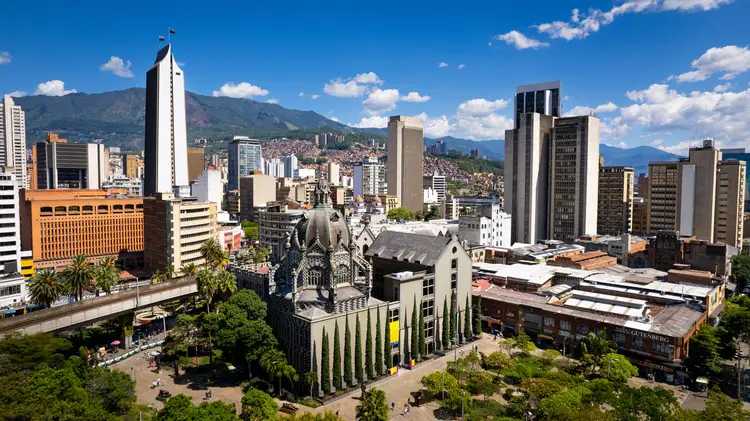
505,113,555,244
258,202,305,263
35,134,108,190
0,169,21,274
632,197,648,233
597,166,634,235
636,173,649,199
187,147,205,181
123,154,140,179
192,169,224,212
0,95,27,190
548,116,600,241
327,162,340,185
144,44,189,198
423,170,446,202
283,154,298,179
387,116,423,213
353,157,386,198
715,159,745,247
239,175,277,222
20,189,144,270
721,149,750,211
514,81,561,128
647,162,679,233
228,136,262,190
144,193,216,276
264,158,285,178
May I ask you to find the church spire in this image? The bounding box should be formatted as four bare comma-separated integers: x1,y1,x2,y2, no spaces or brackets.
313,177,332,208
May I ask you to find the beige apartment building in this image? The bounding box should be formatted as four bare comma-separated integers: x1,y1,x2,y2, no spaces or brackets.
632,197,648,233
715,159,746,247
597,166,634,235
387,116,424,213
143,192,217,276
647,162,679,233
187,147,205,181
239,174,276,222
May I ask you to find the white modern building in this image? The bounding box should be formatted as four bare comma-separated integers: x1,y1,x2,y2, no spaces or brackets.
264,158,285,178
103,175,143,196
424,188,439,205
144,44,190,198
284,154,298,179
0,168,25,309
0,95,27,190
295,168,316,180
228,136,262,190
328,162,340,185
192,169,224,212
458,204,511,248
423,170,446,202
513,81,561,129
35,141,108,190
353,157,387,197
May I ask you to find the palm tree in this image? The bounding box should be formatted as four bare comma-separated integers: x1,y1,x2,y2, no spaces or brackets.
63,254,93,301
29,269,62,308
200,238,225,269
215,270,238,307
151,269,164,283
94,257,119,295
356,387,389,421
196,269,218,313
260,349,298,395
164,266,175,281
181,263,198,277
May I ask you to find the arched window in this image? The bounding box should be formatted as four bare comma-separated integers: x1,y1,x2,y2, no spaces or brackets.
362,244,369,254
336,264,350,285
308,267,324,287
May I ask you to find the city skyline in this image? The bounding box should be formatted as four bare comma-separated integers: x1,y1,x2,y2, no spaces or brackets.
0,0,747,154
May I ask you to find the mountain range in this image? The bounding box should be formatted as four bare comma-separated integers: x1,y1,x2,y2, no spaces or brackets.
13,88,681,172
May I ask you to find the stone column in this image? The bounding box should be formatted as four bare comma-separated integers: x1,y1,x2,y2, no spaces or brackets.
119,313,135,349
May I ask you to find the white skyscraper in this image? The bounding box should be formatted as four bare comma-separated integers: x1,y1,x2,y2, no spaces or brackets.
0,95,27,190
353,157,386,197
0,168,25,308
144,44,189,197
284,154,298,178
264,158,285,178
328,162,340,185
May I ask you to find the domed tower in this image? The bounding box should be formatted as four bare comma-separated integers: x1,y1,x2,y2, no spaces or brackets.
270,178,373,314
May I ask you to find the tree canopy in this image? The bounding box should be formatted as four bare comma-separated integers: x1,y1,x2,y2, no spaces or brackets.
386,207,416,221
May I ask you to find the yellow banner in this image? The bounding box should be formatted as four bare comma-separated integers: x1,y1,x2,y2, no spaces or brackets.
389,321,399,344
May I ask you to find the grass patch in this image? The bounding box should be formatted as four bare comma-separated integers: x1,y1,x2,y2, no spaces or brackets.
296,397,321,408
500,355,550,384
466,399,508,421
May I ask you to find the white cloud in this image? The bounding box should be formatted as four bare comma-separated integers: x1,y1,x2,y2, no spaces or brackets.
495,31,549,50
439,62,449,68
298,92,304,97
672,45,750,82
329,116,340,122
354,72,384,85
458,64,465,70
311,94,320,100
400,92,430,103
600,117,630,139
0,52,11,65
455,113,514,140
266,98,279,104
8,91,26,98
618,142,627,148
457,98,508,117
99,56,135,78
35,80,76,96
417,113,453,138
530,1,732,43
565,102,618,116
658,139,711,155
713,83,732,93
363,88,400,116
350,115,389,128
212,82,269,98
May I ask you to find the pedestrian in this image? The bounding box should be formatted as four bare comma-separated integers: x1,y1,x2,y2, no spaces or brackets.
403,406,408,416
391,401,395,411
407,402,411,413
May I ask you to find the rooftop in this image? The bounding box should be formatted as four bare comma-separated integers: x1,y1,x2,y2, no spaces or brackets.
365,231,456,266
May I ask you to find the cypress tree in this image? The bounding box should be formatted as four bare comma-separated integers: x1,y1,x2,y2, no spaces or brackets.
464,296,472,340
332,322,342,390
450,292,457,345
457,312,463,344
344,315,352,386
355,313,364,382
383,313,391,372
321,328,330,394
473,295,482,338
365,309,374,379
410,295,419,363
418,304,426,359
375,308,383,376
442,297,451,350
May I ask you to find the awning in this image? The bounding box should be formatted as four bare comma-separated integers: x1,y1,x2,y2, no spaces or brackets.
3,309,15,314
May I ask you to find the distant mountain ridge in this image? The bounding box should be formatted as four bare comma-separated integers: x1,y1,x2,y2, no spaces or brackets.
13,89,682,172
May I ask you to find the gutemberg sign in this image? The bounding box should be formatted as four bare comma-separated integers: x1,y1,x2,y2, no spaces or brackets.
615,326,672,344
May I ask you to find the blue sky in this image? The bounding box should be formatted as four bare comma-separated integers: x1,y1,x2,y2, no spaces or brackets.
1,0,749,153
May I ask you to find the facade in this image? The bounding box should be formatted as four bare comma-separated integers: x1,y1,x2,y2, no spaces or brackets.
387,116,424,213
353,157,386,198
575,234,647,266
283,154,298,179
423,170,446,202
327,162,340,185
632,197,648,233
123,154,140,179
637,174,649,199
143,192,217,275
258,203,305,263
217,225,243,252
144,44,190,198
458,203,511,248
228,136,262,191
186,147,205,181
722,149,750,210
239,175,276,222
192,169,223,212
20,189,144,270
598,166,635,235
35,135,108,190
715,159,745,247
505,113,555,244
103,175,143,197
264,158,285,178
548,116,599,241
225,190,241,217
0,95,27,189
548,250,616,270
296,168,316,180
647,162,679,233
0,169,21,275
514,81,561,128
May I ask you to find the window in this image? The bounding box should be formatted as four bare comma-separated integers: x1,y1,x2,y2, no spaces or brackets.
505,311,516,319
559,320,571,331
389,308,399,323
393,286,400,301
631,336,645,350
543,317,554,327
576,324,589,335
426,320,435,339
451,273,457,290
653,341,672,355
451,259,457,269
422,278,434,296
422,299,434,319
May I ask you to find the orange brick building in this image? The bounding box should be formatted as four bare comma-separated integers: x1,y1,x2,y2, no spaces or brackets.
20,189,144,270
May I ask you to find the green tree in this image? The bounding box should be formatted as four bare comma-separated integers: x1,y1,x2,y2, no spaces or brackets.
410,296,420,362
197,269,218,313
730,252,750,292
215,270,238,307
685,325,724,377
241,389,278,421
600,353,638,383
332,322,342,390
538,388,590,421
464,296,472,339
473,295,482,337
613,386,679,421
469,372,501,400
344,316,353,386
442,297,451,350
375,309,383,377
418,303,426,360
457,312,463,344
421,371,459,397
259,349,297,395
383,314,391,373
93,256,119,295
355,313,364,382
365,310,374,379
63,254,93,301
242,221,260,242
578,331,616,374
163,314,197,364
0,332,71,373
700,385,750,421
29,269,63,308
356,387,389,421
450,292,457,345
482,351,513,370
303,371,318,398
423,205,440,221
156,394,238,421
181,262,198,277
386,207,416,221
520,378,564,399
321,329,330,394
252,247,271,264
200,238,227,270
